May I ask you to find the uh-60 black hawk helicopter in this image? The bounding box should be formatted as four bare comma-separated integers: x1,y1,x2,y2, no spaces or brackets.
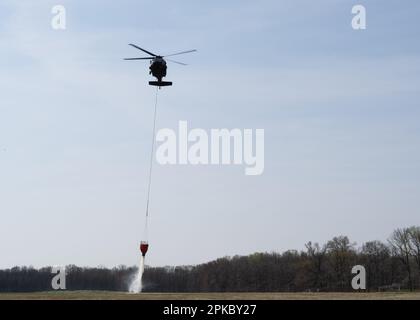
124,44,196,88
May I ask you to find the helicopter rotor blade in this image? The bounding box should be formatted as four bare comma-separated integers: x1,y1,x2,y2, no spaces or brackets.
164,49,197,57
128,44,158,57
167,59,188,66
124,57,154,60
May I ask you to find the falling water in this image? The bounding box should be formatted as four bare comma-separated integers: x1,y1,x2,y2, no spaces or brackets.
129,256,145,293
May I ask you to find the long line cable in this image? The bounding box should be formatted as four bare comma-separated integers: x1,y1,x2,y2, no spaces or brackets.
144,87,159,239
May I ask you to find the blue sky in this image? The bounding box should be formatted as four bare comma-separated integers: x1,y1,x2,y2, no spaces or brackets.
0,0,419,268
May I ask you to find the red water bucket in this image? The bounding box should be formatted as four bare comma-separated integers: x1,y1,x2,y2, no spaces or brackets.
140,241,149,256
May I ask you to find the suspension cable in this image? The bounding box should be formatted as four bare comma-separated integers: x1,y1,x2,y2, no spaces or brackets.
144,87,159,237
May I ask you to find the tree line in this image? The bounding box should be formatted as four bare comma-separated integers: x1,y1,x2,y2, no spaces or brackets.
1,226,420,292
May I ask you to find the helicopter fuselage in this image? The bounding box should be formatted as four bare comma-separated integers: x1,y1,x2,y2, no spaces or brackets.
149,57,167,82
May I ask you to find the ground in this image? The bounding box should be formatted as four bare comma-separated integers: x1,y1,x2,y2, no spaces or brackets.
0,291,420,300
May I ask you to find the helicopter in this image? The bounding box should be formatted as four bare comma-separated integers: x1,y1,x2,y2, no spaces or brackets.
124,44,197,87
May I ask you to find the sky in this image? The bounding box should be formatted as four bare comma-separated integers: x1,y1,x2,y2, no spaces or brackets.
0,0,419,268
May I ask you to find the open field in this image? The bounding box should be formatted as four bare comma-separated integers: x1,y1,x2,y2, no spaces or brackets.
1,291,420,300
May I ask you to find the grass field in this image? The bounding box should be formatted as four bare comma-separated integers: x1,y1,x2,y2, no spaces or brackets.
1,291,420,300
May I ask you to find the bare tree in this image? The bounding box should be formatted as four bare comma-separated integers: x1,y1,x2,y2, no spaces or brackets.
388,228,414,290
408,226,420,282
326,236,357,290
361,241,390,290
304,241,327,290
